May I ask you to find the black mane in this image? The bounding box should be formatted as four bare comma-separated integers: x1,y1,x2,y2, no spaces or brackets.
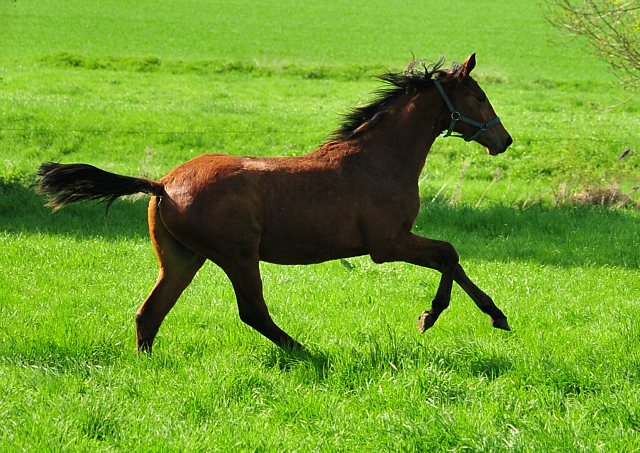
330,56,459,142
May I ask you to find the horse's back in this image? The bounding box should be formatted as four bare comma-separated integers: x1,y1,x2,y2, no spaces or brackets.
154,152,368,264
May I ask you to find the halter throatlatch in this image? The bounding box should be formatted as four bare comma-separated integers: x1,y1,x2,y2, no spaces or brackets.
432,78,501,142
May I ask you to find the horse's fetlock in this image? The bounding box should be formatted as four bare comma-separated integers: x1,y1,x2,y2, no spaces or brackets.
432,295,450,312
491,317,511,331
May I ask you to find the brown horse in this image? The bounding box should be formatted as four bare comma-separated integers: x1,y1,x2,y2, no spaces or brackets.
36,54,513,353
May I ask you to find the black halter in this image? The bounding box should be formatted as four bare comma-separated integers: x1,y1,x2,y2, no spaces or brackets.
432,78,501,142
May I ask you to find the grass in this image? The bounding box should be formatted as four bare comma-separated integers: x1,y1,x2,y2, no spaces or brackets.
2,0,640,451
2,192,639,451
2,59,639,206
0,0,601,75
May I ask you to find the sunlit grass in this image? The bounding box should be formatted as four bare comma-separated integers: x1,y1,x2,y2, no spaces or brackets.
1,196,639,451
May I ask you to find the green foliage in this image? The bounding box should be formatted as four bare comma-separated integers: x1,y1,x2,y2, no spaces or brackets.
2,0,640,451
545,0,640,89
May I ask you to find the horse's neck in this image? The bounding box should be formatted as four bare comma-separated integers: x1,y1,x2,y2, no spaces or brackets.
354,92,445,180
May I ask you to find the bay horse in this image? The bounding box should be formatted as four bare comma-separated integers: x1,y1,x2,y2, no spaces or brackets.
36,54,513,353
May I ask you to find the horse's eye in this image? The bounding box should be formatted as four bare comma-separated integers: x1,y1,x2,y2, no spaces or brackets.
477,95,486,103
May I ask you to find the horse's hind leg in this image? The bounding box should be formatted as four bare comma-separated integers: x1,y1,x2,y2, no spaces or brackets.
136,198,205,353
453,264,510,331
221,258,304,350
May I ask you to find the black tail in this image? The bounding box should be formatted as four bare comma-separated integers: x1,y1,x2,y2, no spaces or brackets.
35,162,164,211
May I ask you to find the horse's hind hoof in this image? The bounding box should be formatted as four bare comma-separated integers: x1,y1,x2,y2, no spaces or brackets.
417,311,435,334
491,317,511,331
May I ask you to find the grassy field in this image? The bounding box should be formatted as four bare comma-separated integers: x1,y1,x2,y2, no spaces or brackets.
2,0,640,451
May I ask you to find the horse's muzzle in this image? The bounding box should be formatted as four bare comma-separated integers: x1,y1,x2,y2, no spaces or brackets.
487,134,513,155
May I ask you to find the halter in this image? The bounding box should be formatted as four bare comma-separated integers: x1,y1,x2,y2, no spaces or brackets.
432,78,501,142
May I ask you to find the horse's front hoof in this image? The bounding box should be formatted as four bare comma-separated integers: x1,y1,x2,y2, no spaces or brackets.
491,317,511,331
417,311,435,334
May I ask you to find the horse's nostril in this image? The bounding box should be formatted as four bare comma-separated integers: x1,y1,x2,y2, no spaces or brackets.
505,135,513,148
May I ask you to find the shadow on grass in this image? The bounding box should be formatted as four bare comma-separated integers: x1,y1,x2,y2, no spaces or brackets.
2,179,639,268
415,202,639,269
0,339,126,374
468,355,514,380
259,343,331,378
257,334,515,385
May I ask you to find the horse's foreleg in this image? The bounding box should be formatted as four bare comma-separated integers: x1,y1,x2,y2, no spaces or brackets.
453,264,510,331
374,233,459,333
413,239,459,334
374,232,510,332
223,259,304,351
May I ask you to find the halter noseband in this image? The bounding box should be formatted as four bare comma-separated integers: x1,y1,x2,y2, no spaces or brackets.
432,78,501,142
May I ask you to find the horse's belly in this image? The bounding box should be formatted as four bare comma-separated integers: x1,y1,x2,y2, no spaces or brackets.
259,244,367,265
258,220,366,265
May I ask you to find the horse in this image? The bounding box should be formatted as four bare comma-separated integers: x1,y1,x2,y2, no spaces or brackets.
35,54,513,353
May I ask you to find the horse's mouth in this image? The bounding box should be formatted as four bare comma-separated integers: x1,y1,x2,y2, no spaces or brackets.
485,135,513,156
486,147,506,156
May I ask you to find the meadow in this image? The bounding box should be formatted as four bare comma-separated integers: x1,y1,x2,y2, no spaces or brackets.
1,0,640,451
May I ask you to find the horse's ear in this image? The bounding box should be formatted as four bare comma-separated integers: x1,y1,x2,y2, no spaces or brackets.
458,53,476,78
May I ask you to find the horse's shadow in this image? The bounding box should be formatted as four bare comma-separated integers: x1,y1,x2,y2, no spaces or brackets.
259,344,332,377
257,339,514,383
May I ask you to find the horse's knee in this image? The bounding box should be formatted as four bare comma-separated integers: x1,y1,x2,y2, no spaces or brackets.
440,242,459,269
238,308,253,327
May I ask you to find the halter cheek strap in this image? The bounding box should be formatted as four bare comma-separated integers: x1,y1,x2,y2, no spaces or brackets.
432,78,501,142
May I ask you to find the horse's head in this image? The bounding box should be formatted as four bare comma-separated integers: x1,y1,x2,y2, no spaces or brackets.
437,54,512,155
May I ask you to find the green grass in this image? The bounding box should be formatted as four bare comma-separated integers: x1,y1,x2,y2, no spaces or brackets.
0,0,604,77
2,199,640,451
2,60,639,201
2,0,640,451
